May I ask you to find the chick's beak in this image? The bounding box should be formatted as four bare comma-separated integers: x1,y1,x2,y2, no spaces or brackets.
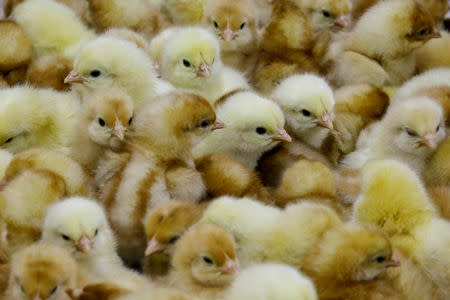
112,122,126,141
386,254,401,268
335,14,350,28
272,127,292,142
430,31,442,39
32,295,42,300
317,112,334,130
64,69,84,84
145,236,164,256
211,119,226,131
197,63,211,78
223,257,238,274
76,234,93,253
223,27,236,41
419,133,437,148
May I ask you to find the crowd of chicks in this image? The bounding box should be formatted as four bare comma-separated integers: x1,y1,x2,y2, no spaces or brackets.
0,0,449,299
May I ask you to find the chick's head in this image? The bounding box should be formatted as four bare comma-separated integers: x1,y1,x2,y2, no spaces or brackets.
85,88,134,151
306,0,352,31
42,197,116,259
161,27,221,89
8,243,77,300
272,74,335,135
172,223,239,286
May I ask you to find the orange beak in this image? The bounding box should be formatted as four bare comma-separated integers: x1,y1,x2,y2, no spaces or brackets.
223,27,236,41
211,119,226,131
317,112,334,130
145,236,165,256
335,14,350,28
64,69,84,84
223,256,238,274
419,133,436,148
112,122,126,141
197,62,211,78
76,234,93,253
272,126,292,142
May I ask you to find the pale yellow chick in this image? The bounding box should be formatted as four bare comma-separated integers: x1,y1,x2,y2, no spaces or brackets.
0,20,32,73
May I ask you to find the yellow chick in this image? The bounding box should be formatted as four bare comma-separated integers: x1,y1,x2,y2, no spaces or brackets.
97,92,220,267
203,0,259,75
163,0,206,24
71,88,134,174
193,90,290,169
158,27,249,105
0,20,32,74
416,31,450,72
342,96,446,175
326,0,441,87
66,36,170,111
0,86,80,154
26,55,73,91
4,242,79,300
0,149,89,252
167,223,239,299
12,0,95,59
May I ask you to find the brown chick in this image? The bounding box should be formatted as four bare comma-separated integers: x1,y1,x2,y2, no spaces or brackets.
303,223,402,300
97,92,221,267
143,201,205,278
167,223,239,299
26,55,73,91
195,154,271,203
4,242,79,300
203,0,259,75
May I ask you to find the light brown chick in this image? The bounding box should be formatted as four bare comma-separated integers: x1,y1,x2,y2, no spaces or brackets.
0,20,32,74
26,55,73,91
168,223,239,299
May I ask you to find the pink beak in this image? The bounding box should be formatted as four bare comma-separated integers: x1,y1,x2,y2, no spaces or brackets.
317,112,334,130
76,234,92,253
32,295,42,300
272,127,292,142
64,69,84,84
145,236,164,256
335,14,350,28
223,256,238,274
112,122,126,141
431,31,441,39
386,254,401,268
197,63,211,78
223,27,235,41
419,134,437,148
211,119,226,131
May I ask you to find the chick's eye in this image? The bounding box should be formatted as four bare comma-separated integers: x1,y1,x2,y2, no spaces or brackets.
203,256,213,264
50,286,58,295
4,137,13,144
168,236,180,244
256,127,267,135
213,21,219,29
61,234,70,241
376,256,386,263
436,125,440,132
95,229,98,236
417,29,429,36
301,109,311,117
183,59,191,67
128,117,133,125
90,70,101,77
322,10,331,17
98,118,106,127
240,22,246,30
200,120,210,128
406,128,417,137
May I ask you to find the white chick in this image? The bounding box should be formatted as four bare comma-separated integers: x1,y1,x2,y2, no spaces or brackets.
193,90,291,169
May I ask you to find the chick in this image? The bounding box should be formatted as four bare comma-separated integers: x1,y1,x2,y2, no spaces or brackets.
66,36,167,110
4,242,79,300
158,27,249,105
97,92,219,266
0,149,89,252
326,0,441,87
193,90,290,169
87,0,166,40
12,0,95,59
342,96,446,175
163,0,206,24
416,31,450,72
143,201,204,277
303,223,402,300
203,0,259,75
427,185,450,220
26,55,73,91
224,263,317,300
167,223,239,299
71,88,134,174
0,86,80,154
0,20,32,73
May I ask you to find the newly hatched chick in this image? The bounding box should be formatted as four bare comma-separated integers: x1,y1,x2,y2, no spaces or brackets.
193,90,290,169
0,86,80,154
0,149,89,252
87,0,166,40
342,96,446,175
98,92,219,266
303,223,402,300
326,0,441,87
416,31,450,72
0,20,32,73
4,242,78,300
167,223,239,299
163,0,206,24
203,0,259,75
12,0,95,59
71,88,134,174
66,36,167,110
26,55,73,91
143,201,204,277
158,27,249,105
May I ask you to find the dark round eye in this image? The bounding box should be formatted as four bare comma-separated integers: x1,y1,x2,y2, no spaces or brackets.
376,256,386,263
98,118,106,127
203,256,213,264
90,70,101,77
322,10,331,17
128,117,133,125
183,59,191,67
95,229,98,236
256,127,267,135
168,236,180,244
213,21,219,29
302,109,311,117
406,128,416,136
436,125,440,132
4,137,13,144
50,286,58,295
200,120,210,128
61,234,70,241
240,22,246,30
417,29,428,36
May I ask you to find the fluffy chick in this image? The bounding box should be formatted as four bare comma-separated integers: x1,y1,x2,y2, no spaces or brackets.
0,86,80,154
26,55,73,91
416,31,450,72
224,263,317,300
0,149,89,252
158,27,249,105
303,223,402,300
4,242,79,300
203,0,259,75
97,92,219,266
326,0,441,87
12,0,95,59
342,96,446,175
87,0,166,40
0,20,32,73
71,88,134,174
163,0,206,24
193,90,290,169
167,223,239,299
